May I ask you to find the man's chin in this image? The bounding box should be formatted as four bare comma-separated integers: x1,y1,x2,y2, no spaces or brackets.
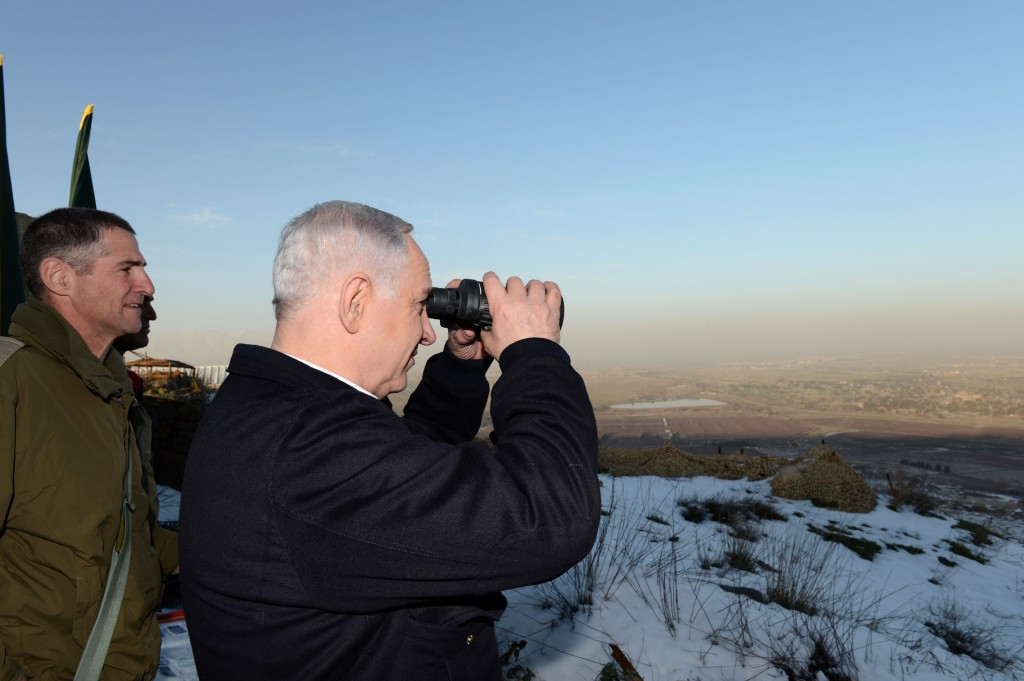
386,376,409,396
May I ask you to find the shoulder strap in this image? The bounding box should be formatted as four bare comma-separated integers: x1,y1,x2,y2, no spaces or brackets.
0,337,24,367
73,424,135,681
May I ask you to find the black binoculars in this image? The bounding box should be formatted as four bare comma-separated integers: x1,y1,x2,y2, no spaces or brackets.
425,279,564,331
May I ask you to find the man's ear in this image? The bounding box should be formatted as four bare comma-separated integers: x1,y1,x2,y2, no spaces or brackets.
38,257,73,298
338,273,372,333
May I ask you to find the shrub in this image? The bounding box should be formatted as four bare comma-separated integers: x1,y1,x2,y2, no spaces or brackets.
885,542,925,555
531,477,684,629
770,632,856,681
501,643,535,681
598,663,626,681
885,476,940,516
677,494,785,531
808,524,883,562
723,536,759,574
945,540,987,564
953,519,1003,547
762,525,853,616
680,503,707,523
707,523,883,681
924,597,1016,671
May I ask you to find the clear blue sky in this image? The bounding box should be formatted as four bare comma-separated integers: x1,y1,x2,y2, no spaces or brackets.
3,1,1022,367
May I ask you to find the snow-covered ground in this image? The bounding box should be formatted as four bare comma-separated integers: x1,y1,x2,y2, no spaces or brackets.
498,475,1024,681
156,474,1024,680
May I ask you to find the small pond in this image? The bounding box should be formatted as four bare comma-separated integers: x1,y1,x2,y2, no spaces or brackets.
609,398,726,410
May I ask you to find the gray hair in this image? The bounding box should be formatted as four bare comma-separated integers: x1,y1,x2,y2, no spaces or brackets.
20,207,136,299
272,201,414,320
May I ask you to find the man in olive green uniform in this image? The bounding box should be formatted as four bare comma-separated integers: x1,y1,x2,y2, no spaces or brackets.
0,208,178,681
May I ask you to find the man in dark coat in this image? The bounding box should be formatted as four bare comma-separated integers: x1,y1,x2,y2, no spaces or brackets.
179,200,601,681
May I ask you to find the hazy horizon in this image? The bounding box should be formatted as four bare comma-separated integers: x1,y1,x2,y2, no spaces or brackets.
136,300,1023,371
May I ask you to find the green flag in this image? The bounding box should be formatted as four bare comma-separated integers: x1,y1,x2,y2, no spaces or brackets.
69,104,96,208
1,54,26,334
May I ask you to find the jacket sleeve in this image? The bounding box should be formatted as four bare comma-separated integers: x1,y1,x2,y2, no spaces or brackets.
1,385,14,681
154,526,179,577
0,382,13,543
401,345,492,444
271,338,601,612
131,404,179,575
0,366,30,681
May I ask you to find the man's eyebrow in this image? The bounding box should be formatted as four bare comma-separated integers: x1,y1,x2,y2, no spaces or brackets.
117,258,147,267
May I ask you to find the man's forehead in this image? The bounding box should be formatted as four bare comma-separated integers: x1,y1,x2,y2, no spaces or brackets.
100,228,144,261
407,235,432,289
414,269,433,298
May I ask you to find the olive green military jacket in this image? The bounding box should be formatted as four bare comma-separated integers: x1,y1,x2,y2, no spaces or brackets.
1,298,178,681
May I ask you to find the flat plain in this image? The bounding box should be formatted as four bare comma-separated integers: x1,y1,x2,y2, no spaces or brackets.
580,354,1024,500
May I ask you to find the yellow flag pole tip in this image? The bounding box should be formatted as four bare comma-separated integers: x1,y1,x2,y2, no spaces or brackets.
79,105,94,130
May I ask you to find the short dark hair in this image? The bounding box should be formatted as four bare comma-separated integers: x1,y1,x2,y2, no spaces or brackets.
19,207,136,298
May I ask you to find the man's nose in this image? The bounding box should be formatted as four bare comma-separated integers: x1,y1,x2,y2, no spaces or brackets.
137,270,155,296
421,312,437,345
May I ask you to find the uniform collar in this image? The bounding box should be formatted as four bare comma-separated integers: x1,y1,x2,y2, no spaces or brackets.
9,297,131,400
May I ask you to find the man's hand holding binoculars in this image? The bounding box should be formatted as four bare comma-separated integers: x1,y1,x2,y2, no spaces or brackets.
435,272,563,362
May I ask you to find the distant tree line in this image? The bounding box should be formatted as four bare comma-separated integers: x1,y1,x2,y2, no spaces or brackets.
900,459,952,473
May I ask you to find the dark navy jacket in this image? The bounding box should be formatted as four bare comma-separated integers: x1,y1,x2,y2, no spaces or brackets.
178,338,600,681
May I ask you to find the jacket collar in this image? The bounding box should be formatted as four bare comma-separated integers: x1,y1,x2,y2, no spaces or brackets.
227,344,384,400
9,297,132,401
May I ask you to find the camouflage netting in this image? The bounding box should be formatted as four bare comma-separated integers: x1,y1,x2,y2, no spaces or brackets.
599,442,878,513
599,444,788,480
769,444,877,513
144,373,209,406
